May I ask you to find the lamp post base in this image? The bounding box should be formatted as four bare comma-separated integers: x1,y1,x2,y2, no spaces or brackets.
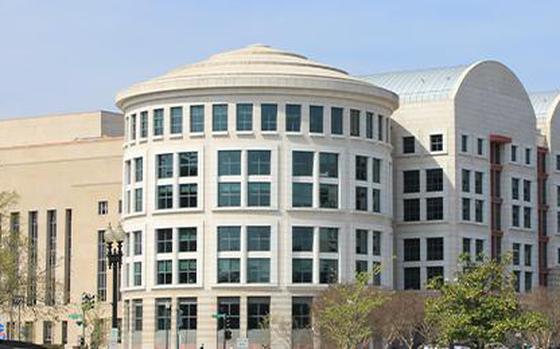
108,328,119,349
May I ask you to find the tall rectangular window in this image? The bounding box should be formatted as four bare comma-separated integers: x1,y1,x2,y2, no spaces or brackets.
372,231,381,256
403,170,420,193
350,109,360,137
404,238,420,261
462,169,471,192
512,243,520,265
475,172,483,194
133,262,142,286
426,198,444,220
525,148,531,165
355,187,368,211
319,228,338,253
134,157,143,182
247,226,271,251
133,300,143,331
248,297,270,330
157,185,173,209
133,231,142,255
286,104,301,132
319,259,338,284
366,112,374,139
217,297,240,330
190,105,204,133
426,168,443,192
292,297,312,329
512,178,520,200
377,115,383,141
179,152,198,177
372,189,381,213
512,205,520,227
523,180,531,202
170,106,183,134
130,114,136,140
261,104,277,131
179,184,197,208
403,136,415,154
63,209,72,304
27,211,38,305
319,184,338,208
461,134,469,152
524,244,532,266
178,259,197,284
157,260,173,285
477,138,484,155
236,103,253,131
462,198,471,221
97,230,107,301
155,298,172,331
156,229,173,253
430,134,443,152
178,298,197,331
45,210,56,306
355,156,368,181
140,111,148,138
134,188,143,212
309,106,324,133
404,267,420,290
355,229,368,254
511,145,518,162
153,109,164,136
213,104,228,132
403,199,420,221
372,158,381,183
157,154,173,178
331,107,343,135
427,237,444,261
179,228,197,252
292,258,313,283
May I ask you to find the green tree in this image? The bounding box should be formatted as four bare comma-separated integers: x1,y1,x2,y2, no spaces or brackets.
313,271,386,349
425,256,543,348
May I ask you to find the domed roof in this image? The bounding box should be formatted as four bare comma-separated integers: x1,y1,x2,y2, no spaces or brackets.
116,44,398,110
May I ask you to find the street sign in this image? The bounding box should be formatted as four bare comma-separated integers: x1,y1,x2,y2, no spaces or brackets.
0,323,4,332
0,323,5,340
211,312,226,319
236,337,248,349
68,313,82,320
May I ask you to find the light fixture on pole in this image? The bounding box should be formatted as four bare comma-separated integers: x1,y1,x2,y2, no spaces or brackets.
104,222,125,349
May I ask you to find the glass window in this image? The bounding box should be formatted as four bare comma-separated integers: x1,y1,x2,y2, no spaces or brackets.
403,170,420,193
156,298,172,331
319,152,338,178
178,228,196,252
462,238,471,259
293,151,314,176
350,109,360,137
524,244,532,266
309,105,324,133
404,239,420,261
248,182,271,207
190,105,204,133
462,198,471,221
355,186,368,211
217,226,240,251
403,199,420,221
247,226,270,251
130,114,137,140
426,197,444,220
319,184,338,208
133,262,142,286
319,259,338,284
217,297,240,330
356,260,368,276
134,188,143,212
286,104,301,132
319,227,338,253
179,152,198,177
179,183,197,208
156,185,173,210
404,267,421,290
511,145,518,162
355,156,368,181
512,178,520,200
477,138,484,155
292,297,312,329
475,172,483,194
525,272,533,292
140,111,148,138
475,200,484,222
292,183,312,207
156,229,173,253
236,103,253,131
512,205,520,227
427,237,444,261
153,109,164,136
218,151,241,176
170,106,183,134
426,169,443,192
372,231,381,256
134,157,143,182
178,259,197,284
427,266,444,284
247,297,270,330
212,104,228,132
366,112,374,139
355,229,368,254
292,227,313,252
248,150,271,175
461,135,468,152
372,189,381,213
462,169,471,192
372,158,381,183
157,260,172,284
133,231,142,255
331,107,343,135
403,136,415,154
157,154,173,178
178,298,197,330
292,259,313,283
261,104,277,131
430,134,443,152
217,258,240,283
247,258,270,283
525,148,531,165
523,180,531,202
377,115,384,141
512,243,520,265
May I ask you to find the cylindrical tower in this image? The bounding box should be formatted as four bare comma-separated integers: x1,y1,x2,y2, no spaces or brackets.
116,44,398,349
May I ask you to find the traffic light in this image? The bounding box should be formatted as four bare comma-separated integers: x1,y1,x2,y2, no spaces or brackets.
224,329,232,340
79,336,85,346
225,316,231,329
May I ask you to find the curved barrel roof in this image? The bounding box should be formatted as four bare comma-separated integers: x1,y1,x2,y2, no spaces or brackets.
530,91,560,119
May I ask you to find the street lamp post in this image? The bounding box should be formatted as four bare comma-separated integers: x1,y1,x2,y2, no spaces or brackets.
12,295,24,341
104,222,125,349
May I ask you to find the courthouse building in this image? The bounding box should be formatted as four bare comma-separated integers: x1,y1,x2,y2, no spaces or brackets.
1,45,559,349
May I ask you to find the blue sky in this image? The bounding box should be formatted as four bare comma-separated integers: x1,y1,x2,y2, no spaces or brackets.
0,0,558,118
